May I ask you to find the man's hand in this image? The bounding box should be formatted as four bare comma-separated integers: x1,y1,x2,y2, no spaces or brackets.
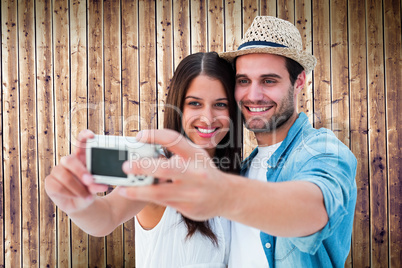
120,129,328,237
119,129,232,221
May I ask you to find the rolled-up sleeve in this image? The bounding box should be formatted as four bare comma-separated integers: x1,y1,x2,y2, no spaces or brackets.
286,131,357,254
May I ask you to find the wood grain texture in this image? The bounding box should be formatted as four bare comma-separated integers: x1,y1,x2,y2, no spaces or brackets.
278,0,294,22
139,0,157,130
70,0,88,266
331,0,350,145
87,0,106,267
366,0,388,266
330,0,351,265
383,0,402,266
122,0,140,266
260,0,276,16
0,1,400,267
53,0,71,266
224,0,242,52
36,0,57,266
103,0,124,266
241,0,259,158
19,0,39,266
156,0,173,129
295,0,313,120
173,0,190,68
191,0,207,52
312,0,331,129
2,0,21,267
208,0,224,52
0,2,3,265
348,1,370,267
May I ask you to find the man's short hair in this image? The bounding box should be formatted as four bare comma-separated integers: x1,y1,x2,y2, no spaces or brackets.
285,57,304,85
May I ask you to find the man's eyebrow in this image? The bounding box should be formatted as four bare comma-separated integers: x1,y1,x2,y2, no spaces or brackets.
260,74,282,79
235,73,282,79
261,74,282,79
235,74,248,79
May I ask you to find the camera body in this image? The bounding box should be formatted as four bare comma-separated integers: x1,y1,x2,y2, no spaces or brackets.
86,135,161,186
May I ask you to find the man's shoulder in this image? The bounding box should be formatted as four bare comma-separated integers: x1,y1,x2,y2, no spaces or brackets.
285,124,357,176
297,125,354,156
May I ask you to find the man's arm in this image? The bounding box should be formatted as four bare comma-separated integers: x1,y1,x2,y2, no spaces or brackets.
220,175,328,237
119,129,328,237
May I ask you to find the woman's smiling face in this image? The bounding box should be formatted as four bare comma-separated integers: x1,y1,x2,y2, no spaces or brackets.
182,74,231,155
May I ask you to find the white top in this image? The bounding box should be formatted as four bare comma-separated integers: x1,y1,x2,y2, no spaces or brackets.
135,206,231,268
228,143,281,268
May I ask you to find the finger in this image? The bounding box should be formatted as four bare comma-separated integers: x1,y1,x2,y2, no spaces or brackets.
118,183,181,204
136,129,207,160
154,177,172,184
49,165,91,199
60,155,91,182
122,156,187,179
73,129,95,163
45,174,77,199
87,183,109,194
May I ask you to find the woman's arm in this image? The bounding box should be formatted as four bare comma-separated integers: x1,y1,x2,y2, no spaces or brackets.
45,129,148,236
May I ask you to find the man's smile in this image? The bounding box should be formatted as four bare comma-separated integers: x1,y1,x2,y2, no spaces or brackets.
246,106,272,113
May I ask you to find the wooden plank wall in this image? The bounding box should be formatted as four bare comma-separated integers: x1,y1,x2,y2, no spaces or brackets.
0,0,401,267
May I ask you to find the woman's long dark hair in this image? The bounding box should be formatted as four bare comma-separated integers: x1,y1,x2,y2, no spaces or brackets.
163,52,242,245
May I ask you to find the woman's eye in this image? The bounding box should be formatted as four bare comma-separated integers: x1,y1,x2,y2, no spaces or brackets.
188,101,200,106
215,102,228,108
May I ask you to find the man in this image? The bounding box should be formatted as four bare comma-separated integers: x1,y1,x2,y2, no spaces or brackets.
120,16,357,267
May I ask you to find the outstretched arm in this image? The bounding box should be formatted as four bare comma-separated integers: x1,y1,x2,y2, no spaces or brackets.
45,129,147,237
119,129,328,237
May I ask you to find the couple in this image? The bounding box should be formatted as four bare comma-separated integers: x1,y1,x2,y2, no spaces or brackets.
45,16,357,267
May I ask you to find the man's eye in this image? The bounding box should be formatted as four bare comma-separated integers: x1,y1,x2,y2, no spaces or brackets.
264,79,275,84
237,79,248,84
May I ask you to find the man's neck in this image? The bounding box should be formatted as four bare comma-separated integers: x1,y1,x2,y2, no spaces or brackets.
254,113,298,147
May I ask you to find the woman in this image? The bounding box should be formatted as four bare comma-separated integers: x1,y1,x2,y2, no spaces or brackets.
45,52,242,267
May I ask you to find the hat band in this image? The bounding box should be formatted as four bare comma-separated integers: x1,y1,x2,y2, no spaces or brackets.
238,40,287,51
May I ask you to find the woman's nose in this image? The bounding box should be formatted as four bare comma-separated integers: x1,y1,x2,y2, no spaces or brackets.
199,108,215,124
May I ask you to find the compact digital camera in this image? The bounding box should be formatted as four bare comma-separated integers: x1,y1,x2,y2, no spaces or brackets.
86,135,161,186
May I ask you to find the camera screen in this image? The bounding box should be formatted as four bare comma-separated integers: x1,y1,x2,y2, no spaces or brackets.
90,147,128,178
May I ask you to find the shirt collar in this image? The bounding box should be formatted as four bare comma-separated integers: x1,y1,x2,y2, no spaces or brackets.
241,112,310,173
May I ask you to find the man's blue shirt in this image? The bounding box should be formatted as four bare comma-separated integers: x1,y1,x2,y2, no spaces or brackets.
240,112,357,268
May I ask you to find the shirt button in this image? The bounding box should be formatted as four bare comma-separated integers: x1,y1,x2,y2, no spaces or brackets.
265,243,271,249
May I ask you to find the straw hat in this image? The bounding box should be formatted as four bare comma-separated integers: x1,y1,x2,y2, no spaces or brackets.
219,16,317,74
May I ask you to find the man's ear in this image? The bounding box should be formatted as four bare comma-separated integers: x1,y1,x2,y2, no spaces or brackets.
294,70,306,95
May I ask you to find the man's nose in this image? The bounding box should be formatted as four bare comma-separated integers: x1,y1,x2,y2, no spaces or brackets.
247,83,264,101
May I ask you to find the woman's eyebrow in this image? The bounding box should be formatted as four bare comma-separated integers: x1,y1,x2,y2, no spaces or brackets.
185,96,228,101
184,96,202,100
236,73,282,79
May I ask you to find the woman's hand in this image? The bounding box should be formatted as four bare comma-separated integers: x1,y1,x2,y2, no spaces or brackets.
44,129,108,215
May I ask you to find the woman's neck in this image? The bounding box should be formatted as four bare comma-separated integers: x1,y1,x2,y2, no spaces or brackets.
205,148,216,158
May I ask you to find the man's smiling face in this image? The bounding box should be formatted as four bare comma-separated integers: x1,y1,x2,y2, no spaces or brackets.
234,53,298,133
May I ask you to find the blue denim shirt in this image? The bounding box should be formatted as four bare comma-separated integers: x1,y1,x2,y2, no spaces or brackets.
240,112,357,268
